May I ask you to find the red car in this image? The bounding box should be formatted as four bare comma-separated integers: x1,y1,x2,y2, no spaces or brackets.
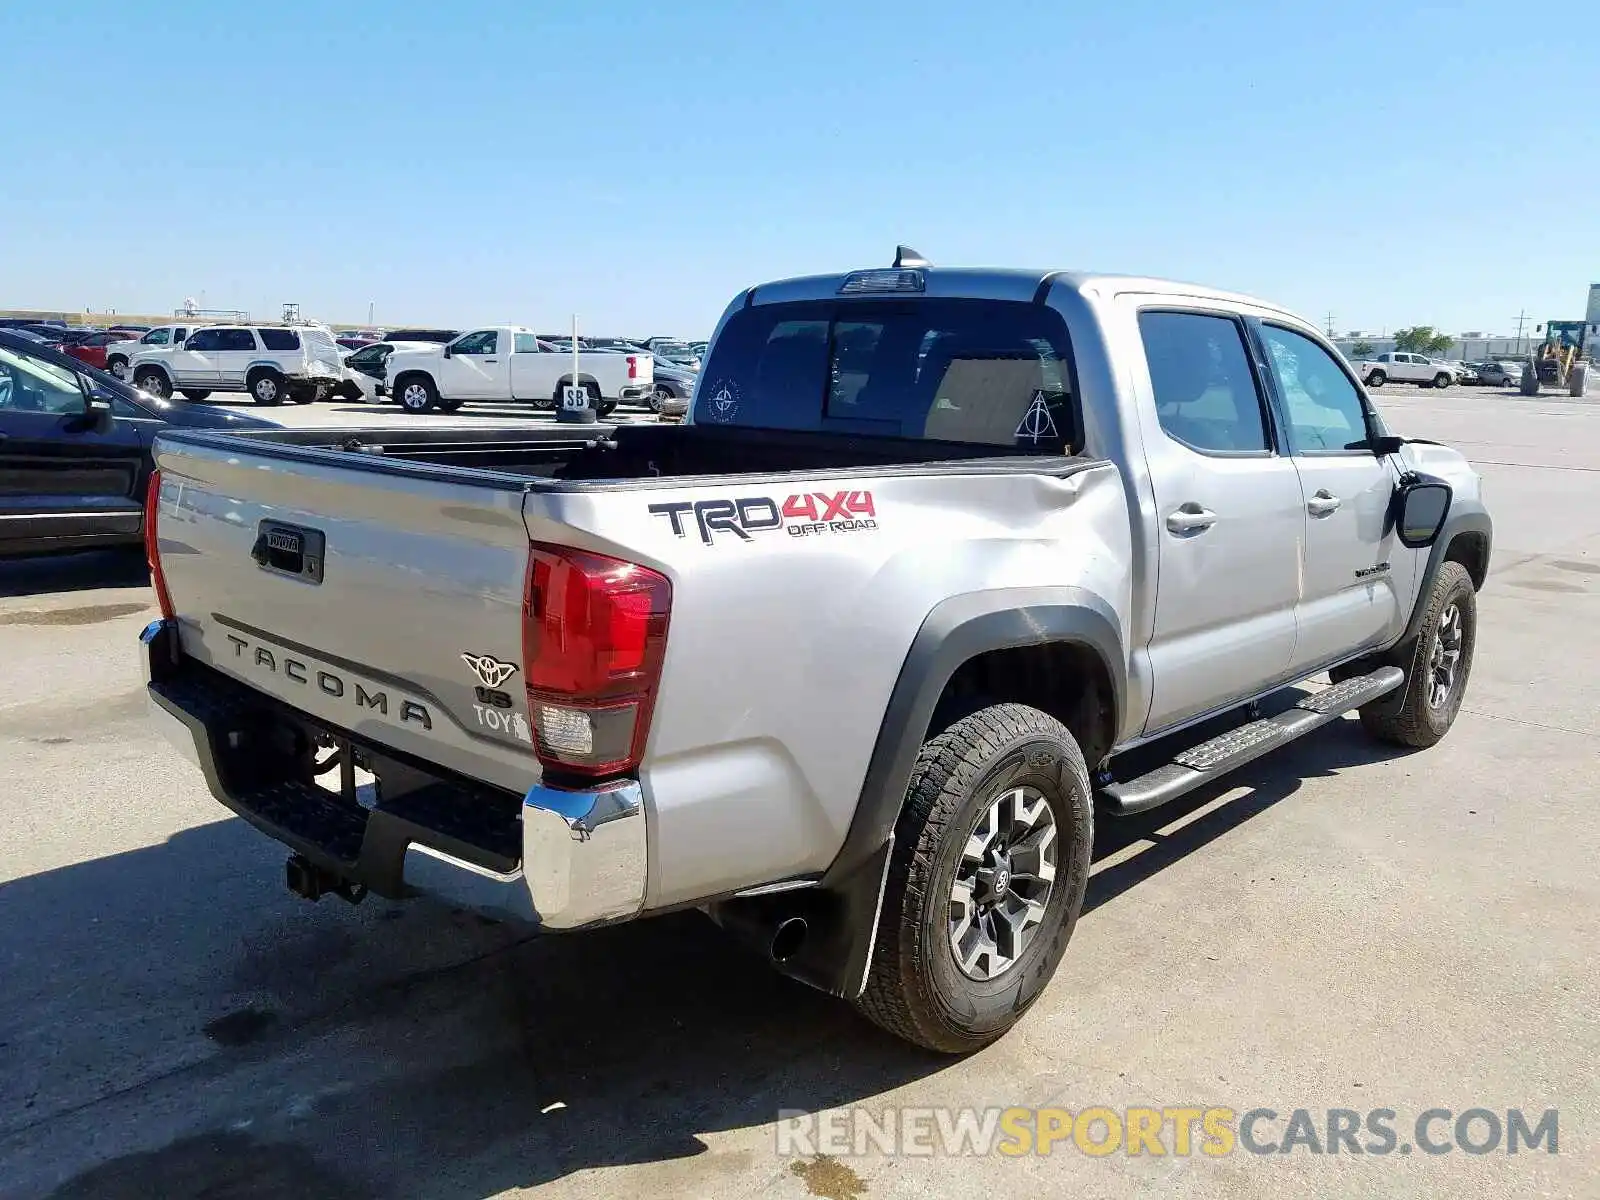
64,330,131,371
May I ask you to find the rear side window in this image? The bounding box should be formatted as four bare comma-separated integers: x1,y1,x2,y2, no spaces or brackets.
215,329,257,351
695,299,1077,450
1138,311,1269,454
513,333,541,353
259,328,300,351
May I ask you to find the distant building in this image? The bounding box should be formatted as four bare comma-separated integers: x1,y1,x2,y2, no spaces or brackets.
1332,333,1531,362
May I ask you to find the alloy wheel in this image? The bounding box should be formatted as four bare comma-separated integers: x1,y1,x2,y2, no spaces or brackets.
949,786,1058,981
1428,603,1464,709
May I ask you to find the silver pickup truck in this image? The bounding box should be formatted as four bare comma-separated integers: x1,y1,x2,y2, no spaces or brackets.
141,251,1491,1053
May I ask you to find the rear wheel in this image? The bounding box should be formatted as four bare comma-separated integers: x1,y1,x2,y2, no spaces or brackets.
179,389,211,401
853,703,1093,1054
132,367,170,399
396,375,440,414
248,369,286,406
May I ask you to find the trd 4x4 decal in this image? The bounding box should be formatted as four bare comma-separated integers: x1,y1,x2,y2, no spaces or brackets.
649,490,877,545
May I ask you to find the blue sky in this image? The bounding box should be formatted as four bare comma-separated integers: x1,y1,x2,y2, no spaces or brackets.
2,1,1595,337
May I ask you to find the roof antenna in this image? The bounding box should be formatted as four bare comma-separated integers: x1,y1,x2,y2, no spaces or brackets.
893,245,930,268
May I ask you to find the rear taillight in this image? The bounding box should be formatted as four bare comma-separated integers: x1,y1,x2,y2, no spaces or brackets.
522,542,671,780
145,470,175,620
625,355,639,380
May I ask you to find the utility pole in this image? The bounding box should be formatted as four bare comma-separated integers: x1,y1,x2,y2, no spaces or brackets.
1513,309,1528,355
1326,311,1336,338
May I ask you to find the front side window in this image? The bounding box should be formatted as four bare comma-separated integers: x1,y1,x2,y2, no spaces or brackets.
1260,325,1370,452
694,298,1078,450
0,343,86,414
259,328,301,351
1137,311,1269,454
451,330,499,355
142,329,171,345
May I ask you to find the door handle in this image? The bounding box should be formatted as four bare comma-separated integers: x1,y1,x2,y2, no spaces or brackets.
485,358,498,363
1166,504,1217,534
1307,490,1342,517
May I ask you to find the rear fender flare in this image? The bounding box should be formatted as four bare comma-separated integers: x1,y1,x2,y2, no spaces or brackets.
730,587,1125,999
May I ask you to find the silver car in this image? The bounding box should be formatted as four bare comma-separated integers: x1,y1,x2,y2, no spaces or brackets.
1476,360,1525,388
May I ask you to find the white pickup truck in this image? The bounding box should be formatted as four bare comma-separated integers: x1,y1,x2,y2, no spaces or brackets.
104,324,211,382
383,327,654,416
1358,352,1455,389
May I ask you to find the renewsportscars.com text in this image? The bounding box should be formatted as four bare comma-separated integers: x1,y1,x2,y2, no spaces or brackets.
776,1106,1558,1159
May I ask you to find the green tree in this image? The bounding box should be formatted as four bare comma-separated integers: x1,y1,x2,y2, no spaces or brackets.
1393,326,1456,357
1351,340,1374,358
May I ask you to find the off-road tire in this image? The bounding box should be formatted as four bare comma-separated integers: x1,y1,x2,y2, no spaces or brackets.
132,367,170,399
248,368,286,407
179,389,211,401
854,703,1093,1054
1359,561,1476,748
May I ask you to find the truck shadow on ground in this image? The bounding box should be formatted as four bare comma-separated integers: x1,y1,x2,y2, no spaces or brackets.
13,716,1413,1200
0,550,150,599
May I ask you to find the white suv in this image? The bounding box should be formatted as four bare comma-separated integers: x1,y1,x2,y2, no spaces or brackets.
128,325,345,405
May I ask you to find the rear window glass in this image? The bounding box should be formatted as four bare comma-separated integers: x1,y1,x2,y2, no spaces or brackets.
259,328,301,351
695,299,1078,450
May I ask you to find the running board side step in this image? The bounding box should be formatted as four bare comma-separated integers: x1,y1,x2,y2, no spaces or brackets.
1100,667,1405,816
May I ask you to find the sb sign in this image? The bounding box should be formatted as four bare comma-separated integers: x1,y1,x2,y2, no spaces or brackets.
562,385,590,412
649,490,878,545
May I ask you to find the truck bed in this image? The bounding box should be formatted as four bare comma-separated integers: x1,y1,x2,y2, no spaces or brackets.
165,421,1082,489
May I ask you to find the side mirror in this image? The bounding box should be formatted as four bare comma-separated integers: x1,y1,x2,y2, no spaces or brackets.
1395,475,1451,548
77,377,115,432
442,344,453,358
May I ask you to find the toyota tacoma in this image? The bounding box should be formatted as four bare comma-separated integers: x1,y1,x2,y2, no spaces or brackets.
140,250,1491,1052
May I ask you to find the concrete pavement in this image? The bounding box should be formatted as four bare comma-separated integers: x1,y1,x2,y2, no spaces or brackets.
0,390,1595,1199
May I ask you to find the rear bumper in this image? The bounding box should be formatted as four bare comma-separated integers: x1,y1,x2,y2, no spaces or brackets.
618,384,653,402
140,620,646,930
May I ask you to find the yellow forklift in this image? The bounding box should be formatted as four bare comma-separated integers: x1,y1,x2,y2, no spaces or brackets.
1521,320,1593,396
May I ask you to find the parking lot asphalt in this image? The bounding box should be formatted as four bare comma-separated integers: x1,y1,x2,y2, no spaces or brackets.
1,388,1596,1199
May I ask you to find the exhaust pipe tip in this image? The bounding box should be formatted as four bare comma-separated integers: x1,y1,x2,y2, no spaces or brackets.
771,916,808,964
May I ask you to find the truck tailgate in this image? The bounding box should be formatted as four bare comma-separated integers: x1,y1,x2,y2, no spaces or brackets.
152,436,539,794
